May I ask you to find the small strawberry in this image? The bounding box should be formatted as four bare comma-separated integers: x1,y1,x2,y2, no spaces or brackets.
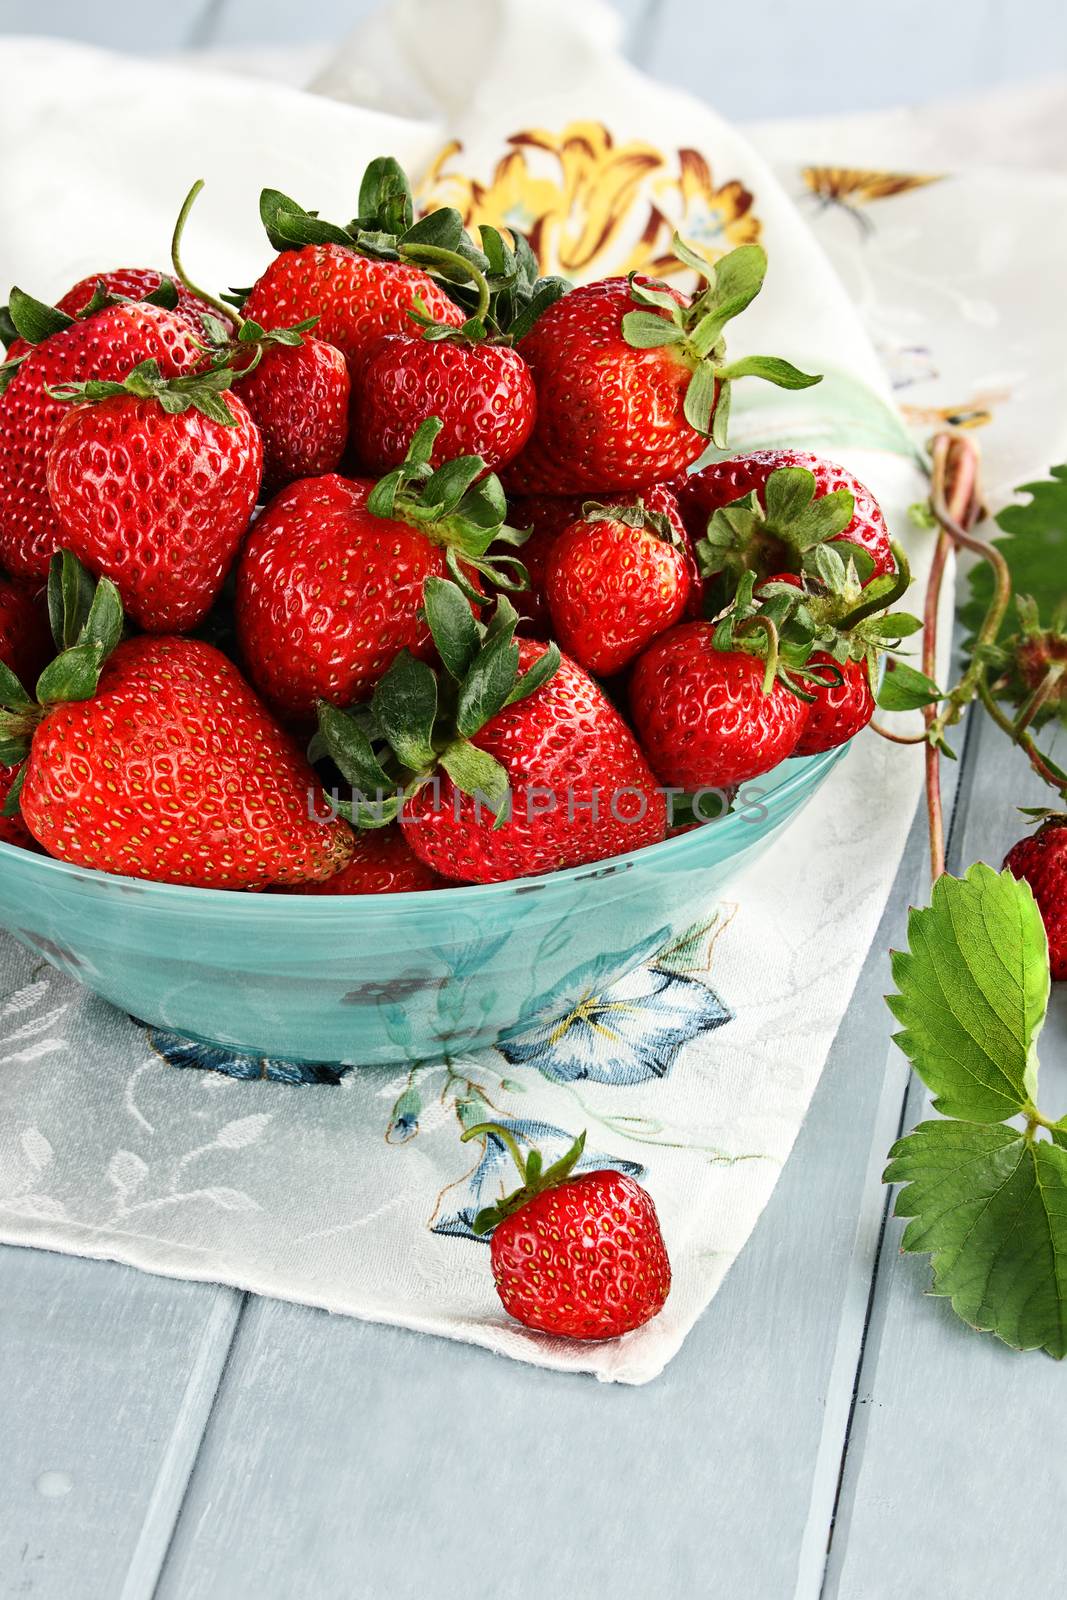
0,561,353,890
316,580,667,884
0,295,203,579
236,418,524,722
1,268,223,361
459,1123,671,1340
46,360,262,633
1004,816,1067,981
0,573,52,687
544,499,692,676
280,826,442,895
506,236,819,495
242,160,478,379
510,483,697,633
793,654,875,755
681,451,896,593
168,179,350,492
629,614,811,789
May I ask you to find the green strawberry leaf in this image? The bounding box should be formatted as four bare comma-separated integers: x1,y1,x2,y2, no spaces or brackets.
1,760,26,819
505,642,560,707
142,277,180,311
0,660,32,712
0,303,18,349
315,702,394,796
885,1121,1067,1358
683,361,719,437
422,576,481,683
621,311,686,350
962,466,1067,644
81,577,124,659
716,355,822,390
48,550,97,651
888,864,1049,1121
456,631,520,738
875,661,942,711
35,642,105,706
7,286,73,345
0,352,26,397
371,651,438,772
439,738,510,822
355,156,414,238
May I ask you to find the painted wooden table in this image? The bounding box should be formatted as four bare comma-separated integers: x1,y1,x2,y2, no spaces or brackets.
3,705,1065,1600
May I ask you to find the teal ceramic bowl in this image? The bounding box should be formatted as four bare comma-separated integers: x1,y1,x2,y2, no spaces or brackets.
0,745,845,1064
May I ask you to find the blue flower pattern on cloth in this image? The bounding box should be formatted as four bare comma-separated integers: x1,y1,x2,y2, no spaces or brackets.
145,1026,350,1085
431,1117,646,1243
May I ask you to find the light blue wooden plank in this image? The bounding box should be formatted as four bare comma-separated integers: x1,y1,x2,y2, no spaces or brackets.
152,792,940,1600
825,710,1067,1600
0,1247,242,1600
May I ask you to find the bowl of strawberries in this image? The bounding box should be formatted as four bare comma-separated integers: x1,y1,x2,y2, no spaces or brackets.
0,159,915,1065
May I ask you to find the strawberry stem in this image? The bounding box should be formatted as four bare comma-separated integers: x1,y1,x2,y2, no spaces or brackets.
400,244,491,325
171,179,247,332
460,1120,528,1180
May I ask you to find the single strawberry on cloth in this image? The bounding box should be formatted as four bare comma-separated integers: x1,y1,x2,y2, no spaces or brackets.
0,0,970,1384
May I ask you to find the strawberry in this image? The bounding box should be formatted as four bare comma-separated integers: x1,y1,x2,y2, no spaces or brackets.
544,499,692,676
357,333,534,477
0,761,35,849
680,451,896,592
1,269,222,361
237,336,349,490
316,580,667,884
793,654,875,755
46,361,262,633
0,573,52,687
459,1123,671,1340
236,419,523,722
510,484,697,633
1003,816,1067,981
281,826,442,895
0,563,353,890
629,619,810,788
505,237,819,495
0,297,203,579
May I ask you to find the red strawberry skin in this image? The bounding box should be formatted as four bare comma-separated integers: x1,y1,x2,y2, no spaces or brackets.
402,640,667,884
545,513,691,676
0,762,36,850
0,574,52,689
0,303,203,579
510,484,697,633
1004,820,1067,982
678,450,895,581
490,1168,671,1339
20,636,353,890
47,390,263,633
243,245,464,379
237,338,350,492
4,267,223,360
794,655,876,755
506,278,709,494
356,334,535,476
236,474,453,721
630,622,809,788
281,826,442,895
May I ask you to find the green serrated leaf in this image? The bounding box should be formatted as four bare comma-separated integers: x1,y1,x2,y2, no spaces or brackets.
48,549,96,651
8,286,73,345
886,1120,1067,1358
763,467,815,527
80,577,123,658
962,467,1067,645
875,661,942,711
439,738,510,819
371,651,438,771
888,863,1049,1121
422,577,480,682
717,355,822,390
710,377,732,449
505,643,560,707
456,632,519,738
316,702,394,795
683,361,718,437
621,310,685,350
0,659,32,711
35,642,104,706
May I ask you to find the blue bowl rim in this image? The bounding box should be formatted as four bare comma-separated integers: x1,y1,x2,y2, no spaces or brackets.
0,740,847,913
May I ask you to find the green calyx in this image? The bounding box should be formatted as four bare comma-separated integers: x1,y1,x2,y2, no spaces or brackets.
580,498,680,547
314,578,561,831
697,466,863,588
0,278,183,392
621,236,821,444
0,552,125,806
366,417,531,597
459,1122,588,1234
48,357,240,426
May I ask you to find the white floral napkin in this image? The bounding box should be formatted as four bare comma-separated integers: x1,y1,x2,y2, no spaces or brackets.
4,0,1054,1383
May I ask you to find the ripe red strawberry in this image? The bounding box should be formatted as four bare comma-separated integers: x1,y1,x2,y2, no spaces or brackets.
1,571,353,890
506,241,818,495
0,573,52,688
281,826,442,895
0,301,203,579
357,332,535,476
237,420,516,722
236,336,349,491
318,581,666,884
680,451,896,587
460,1123,671,1340
244,244,464,380
793,654,875,755
510,484,698,633
544,500,692,676
46,361,263,633
629,620,809,788
1004,817,1067,981
2,269,223,361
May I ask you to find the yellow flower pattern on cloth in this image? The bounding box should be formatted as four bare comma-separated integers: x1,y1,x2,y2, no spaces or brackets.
418,121,760,286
